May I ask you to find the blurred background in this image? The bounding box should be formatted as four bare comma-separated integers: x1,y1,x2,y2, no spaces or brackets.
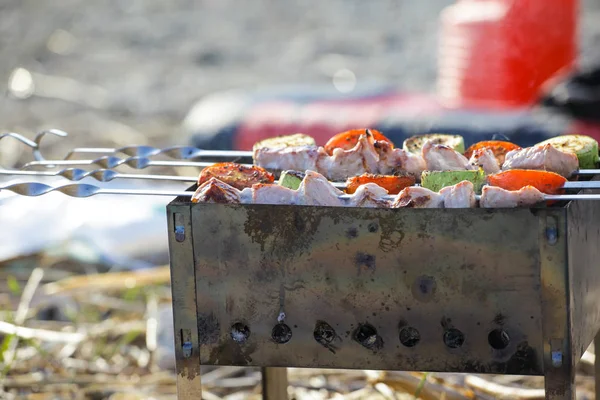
1,1,600,399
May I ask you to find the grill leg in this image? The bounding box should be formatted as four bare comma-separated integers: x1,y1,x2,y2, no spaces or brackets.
261,367,288,400
543,359,575,400
595,332,600,400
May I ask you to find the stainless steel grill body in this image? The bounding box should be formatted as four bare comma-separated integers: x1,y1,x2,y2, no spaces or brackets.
166,184,600,400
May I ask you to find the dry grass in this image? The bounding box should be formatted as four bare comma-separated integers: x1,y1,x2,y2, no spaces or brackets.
0,257,597,400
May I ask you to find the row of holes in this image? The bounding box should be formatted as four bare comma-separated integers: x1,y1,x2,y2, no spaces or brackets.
230,322,511,350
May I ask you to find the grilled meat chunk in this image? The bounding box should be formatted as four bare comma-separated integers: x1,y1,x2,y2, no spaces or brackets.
251,183,298,205
377,140,426,178
439,181,476,208
502,144,579,178
422,141,474,171
317,134,381,181
192,178,242,203
391,186,444,208
479,185,545,208
198,162,274,190
253,146,319,173
296,170,345,207
468,148,501,174
346,183,391,208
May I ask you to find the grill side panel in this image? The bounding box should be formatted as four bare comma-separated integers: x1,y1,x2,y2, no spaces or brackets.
190,204,545,374
568,189,600,365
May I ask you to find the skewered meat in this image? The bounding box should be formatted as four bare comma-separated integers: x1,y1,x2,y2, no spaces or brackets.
346,183,391,208
439,180,476,208
479,185,545,208
392,187,444,208
464,140,521,165
377,140,426,178
192,177,242,203
252,183,298,205
254,146,319,173
502,144,579,178
317,134,381,181
198,162,274,190
297,170,345,207
468,148,501,174
254,132,425,180
422,141,474,171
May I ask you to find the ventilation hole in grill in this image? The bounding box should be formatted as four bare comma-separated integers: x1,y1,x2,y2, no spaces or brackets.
443,328,465,349
353,323,383,350
230,323,250,343
314,320,336,345
399,326,420,347
271,323,292,344
488,329,510,350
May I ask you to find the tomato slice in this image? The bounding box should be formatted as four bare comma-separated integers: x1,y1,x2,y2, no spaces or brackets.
324,129,394,155
464,141,522,164
487,169,567,194
345,174,415,195
197,162,274,190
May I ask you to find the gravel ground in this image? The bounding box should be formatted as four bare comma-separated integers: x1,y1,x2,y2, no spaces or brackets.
1,0,599,159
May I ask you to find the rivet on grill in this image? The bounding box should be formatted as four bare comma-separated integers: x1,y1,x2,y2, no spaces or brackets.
314,320,336,346
353,323,383,350
174,213,185,242
488,329,510,350
399,326,421,347
182,341,193,358
271,323,292,344
443,328,465,349
230,323,250,343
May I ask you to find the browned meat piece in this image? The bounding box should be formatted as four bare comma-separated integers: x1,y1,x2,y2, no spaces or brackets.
502,144,579,178
191,178,242,204
391,186,444,208
346,183,391,208
479,185,545,208
376,140,426,178
468,148,500,174
422,141,474,171
439,181,476,208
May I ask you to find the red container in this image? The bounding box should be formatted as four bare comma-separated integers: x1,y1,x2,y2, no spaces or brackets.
437,0,578,110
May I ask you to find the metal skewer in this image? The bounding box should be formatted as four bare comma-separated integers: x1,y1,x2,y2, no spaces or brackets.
18,155,600,178
2,168,600,191
61,145,253,160
2,182,600,202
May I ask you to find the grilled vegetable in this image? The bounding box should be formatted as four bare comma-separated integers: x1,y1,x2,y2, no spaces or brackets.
253,133,316,151
197,162,274,190
421,169,486,194
403,134,465,155
324,129,393,155
278,170,306,190
487,169,567,194
463,140,521,164
345,174,415,195
536,134,599,169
